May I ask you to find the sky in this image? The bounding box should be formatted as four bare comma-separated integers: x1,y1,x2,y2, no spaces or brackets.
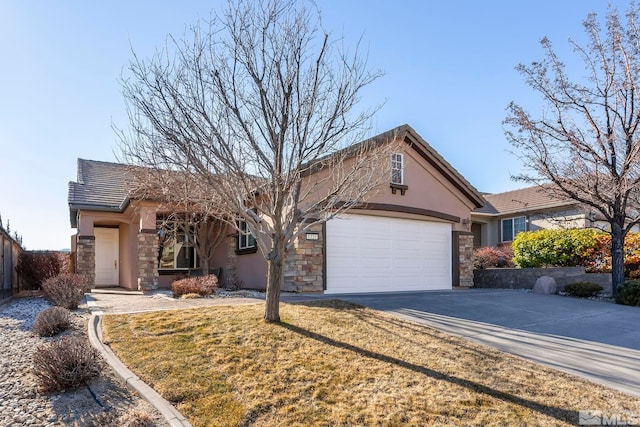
0,0,629,250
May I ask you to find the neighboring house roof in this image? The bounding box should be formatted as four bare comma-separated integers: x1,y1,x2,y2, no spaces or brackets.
68,159,133,227
473,185,574,217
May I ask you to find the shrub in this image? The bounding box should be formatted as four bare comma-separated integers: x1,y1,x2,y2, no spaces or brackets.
16,251,65,290
33,306,72,337
512,228,605,268
32,336,103,391
615,280,640,306
473,245,514,269
41,273,87,309
562,281,603,298
171,274,218,297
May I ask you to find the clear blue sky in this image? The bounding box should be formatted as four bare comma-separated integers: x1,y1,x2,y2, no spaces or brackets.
0,0,626,250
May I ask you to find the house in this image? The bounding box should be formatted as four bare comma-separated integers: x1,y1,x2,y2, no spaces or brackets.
470,185,597,247
68,124,484,294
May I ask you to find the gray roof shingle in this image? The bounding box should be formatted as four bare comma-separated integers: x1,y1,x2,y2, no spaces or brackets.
68,159,133,226
474,185,573,216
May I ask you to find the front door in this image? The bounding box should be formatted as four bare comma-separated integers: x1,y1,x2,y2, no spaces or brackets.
95,228,119,286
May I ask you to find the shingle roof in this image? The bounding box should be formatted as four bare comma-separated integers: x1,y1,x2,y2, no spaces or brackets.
474,185,574,216
68,159,134,226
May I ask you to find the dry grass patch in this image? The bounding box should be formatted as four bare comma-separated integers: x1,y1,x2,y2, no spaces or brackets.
102,300,640,426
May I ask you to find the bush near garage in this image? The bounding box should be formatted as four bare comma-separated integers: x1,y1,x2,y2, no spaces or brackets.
562,281,603,298
512,228,604,268
473,245,515,269
171,274,218,297
615,280,640,306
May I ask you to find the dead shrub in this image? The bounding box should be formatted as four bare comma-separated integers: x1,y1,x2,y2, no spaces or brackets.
41,273,87,309
33,306,72,337
171,274,218,297
473,245,515,269
16,251,65,290
32,336,103,392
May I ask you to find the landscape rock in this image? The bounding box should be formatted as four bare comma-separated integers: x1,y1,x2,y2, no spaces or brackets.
533,276,558,294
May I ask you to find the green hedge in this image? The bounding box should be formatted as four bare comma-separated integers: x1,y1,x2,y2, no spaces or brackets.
512,228,605,268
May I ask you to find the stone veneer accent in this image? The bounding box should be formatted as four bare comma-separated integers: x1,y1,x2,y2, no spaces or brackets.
458,233,474,287
137,229,159,290
76,235,95,287
224,234,238,286
283,224,324,292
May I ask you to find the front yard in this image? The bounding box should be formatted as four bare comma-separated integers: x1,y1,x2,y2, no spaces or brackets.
102,300,640,426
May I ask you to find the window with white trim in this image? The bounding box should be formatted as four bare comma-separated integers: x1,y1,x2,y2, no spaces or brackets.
501,216,526,242
238,220,256,251
156,215,197,269
391,153,404,185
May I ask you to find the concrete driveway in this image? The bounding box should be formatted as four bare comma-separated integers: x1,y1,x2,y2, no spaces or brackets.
302,289,640,397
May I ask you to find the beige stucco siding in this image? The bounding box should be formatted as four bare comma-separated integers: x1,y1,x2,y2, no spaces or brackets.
366,147,475,231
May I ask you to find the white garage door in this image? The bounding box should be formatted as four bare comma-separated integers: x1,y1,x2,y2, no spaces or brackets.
325,215,452,294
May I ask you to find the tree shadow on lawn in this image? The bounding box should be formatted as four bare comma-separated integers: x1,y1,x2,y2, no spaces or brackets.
278,318,577,424
291,299,503,362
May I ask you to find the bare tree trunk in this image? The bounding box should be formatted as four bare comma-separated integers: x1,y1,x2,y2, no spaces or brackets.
611,222,625,296
264,239,285,323
201,256,210,276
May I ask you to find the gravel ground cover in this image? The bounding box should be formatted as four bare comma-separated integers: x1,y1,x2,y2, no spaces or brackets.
0,295,168,427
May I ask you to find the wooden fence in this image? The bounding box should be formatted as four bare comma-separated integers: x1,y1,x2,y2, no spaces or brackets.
0,227,23,300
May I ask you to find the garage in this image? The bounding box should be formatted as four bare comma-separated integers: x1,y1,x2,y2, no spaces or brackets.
325,214,452,294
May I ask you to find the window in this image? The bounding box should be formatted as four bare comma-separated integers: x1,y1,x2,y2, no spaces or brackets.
156,215,197,269
501,216,526,242
238,220,256,251
391,153,404,185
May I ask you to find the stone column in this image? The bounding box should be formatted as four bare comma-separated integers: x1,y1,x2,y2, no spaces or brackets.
224,234,238,287
75,235,95,288
283,224,324,292
137,229,159,291
458,233,474,287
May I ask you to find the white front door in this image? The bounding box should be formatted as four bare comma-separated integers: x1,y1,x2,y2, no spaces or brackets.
94,228,119,286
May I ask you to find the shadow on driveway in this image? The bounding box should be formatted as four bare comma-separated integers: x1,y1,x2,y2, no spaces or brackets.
290,289,640,397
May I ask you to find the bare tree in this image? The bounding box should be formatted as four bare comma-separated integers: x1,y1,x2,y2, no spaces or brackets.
117,0,391,321
129,167,227,276
505,3,640,294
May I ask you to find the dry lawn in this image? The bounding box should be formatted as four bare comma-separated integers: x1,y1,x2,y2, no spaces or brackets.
102,300,640,426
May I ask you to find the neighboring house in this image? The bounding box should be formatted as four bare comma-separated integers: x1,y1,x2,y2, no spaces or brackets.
471,185,599,247
68,124,484,294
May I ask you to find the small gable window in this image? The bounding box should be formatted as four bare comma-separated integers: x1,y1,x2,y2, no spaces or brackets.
391,153,404,185
238,219,257,253
501,216,526,242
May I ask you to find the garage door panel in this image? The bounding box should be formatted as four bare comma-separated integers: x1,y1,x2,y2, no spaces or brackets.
326,215,452,294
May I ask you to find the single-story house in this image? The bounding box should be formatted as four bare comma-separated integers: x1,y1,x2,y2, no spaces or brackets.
470,185,614,247
68,124,484,294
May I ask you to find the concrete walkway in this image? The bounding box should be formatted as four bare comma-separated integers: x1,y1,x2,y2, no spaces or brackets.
319,289,640,397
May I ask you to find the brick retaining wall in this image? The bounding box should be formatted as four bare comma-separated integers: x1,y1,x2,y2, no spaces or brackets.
473,267,612,295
